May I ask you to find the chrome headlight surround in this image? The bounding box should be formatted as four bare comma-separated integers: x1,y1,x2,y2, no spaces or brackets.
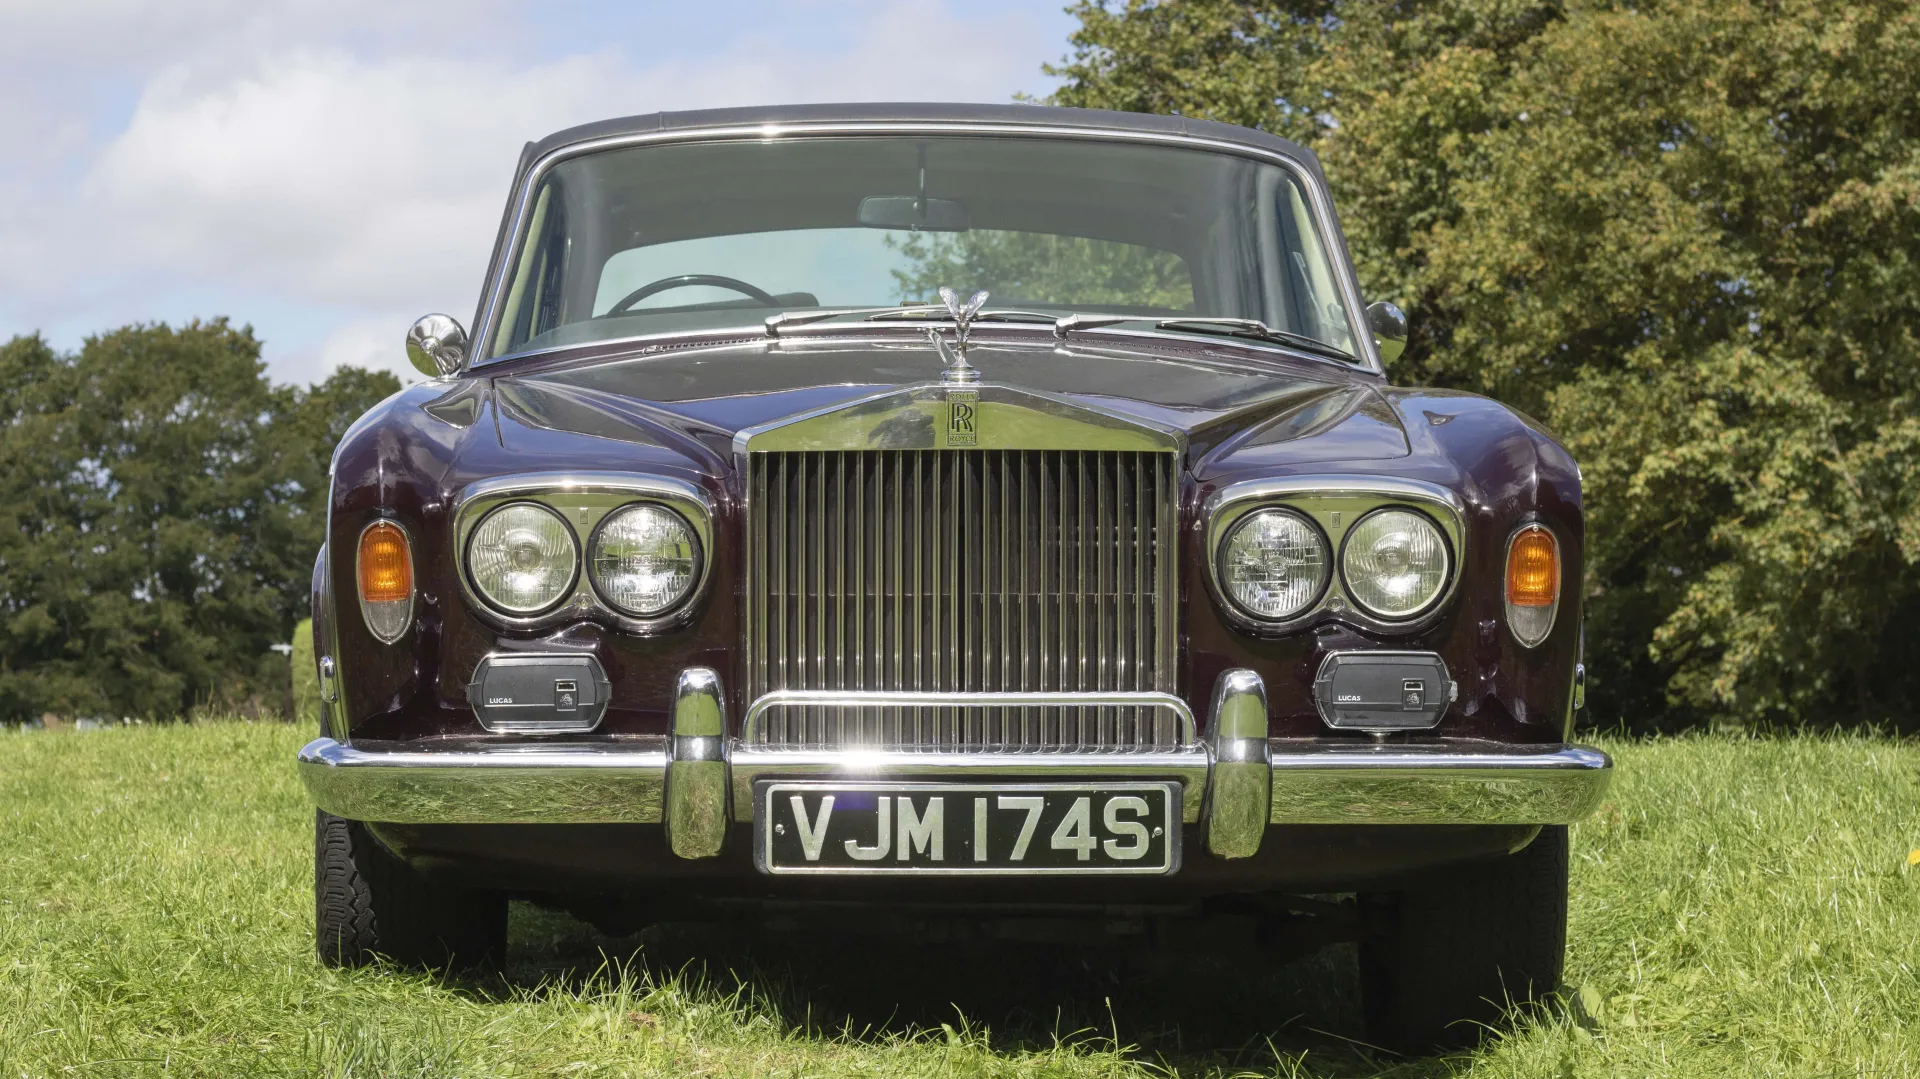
452,472,714,634
1204,475,1466,636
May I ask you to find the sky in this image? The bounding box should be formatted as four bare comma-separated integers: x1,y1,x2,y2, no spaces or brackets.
0,0,1079,386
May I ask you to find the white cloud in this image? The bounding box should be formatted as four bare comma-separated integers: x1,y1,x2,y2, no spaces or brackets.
0,0,496,73
0,0,1067,384
83,50,623,305
317,312,425,385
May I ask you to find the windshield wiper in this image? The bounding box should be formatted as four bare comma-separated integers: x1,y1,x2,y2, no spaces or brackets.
1050,313,1135,337
764,305,939,336
766,305,1065,337
972,310,1059,325
1153,317,1355,362
869,307,1136,332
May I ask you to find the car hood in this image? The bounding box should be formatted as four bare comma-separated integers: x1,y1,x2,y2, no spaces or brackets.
483,332,1409,473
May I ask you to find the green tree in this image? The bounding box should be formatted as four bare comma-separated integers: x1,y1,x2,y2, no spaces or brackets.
0,321,398,722
891,231,1194,310
1053,0,1920,728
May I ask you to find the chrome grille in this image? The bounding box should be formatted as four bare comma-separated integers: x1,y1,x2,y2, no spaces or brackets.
745,449,1180,748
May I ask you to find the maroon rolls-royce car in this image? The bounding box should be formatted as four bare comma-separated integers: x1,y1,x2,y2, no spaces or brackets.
299,103,1610,1048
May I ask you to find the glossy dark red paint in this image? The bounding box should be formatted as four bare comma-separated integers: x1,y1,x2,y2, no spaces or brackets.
322,328,1582,753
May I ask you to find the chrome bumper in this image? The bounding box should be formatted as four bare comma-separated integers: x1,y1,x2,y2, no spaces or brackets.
296,668,1613,860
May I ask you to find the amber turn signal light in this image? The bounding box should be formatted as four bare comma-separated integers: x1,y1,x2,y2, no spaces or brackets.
357,521,414,643
358,522,413,602
1506,526,1559,607
1504,525,1560,648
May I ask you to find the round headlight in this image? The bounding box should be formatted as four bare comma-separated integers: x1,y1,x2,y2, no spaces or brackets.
466,503,578,614
1341,508,1450,618
1217,509,1330,621
589,503,701,616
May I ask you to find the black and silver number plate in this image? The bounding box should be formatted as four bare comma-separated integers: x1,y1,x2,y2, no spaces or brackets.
755,781,1180,876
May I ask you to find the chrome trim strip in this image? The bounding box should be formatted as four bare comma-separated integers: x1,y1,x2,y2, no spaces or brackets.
296,737,667,824
741,690,1198,746
732,381,1182,455
320,472,346,743
1203,475,1469,636
451,471,714,635
1268,743,1613,825
468,120,1381,374
729,745,1211,824
666,667,729,858
296,734,1612,831
1205,669,1270,858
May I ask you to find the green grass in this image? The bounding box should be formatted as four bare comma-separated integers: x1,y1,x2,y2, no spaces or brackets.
2,723,1916,1077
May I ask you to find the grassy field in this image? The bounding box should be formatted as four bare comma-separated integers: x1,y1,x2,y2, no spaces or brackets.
1,723,1916,1078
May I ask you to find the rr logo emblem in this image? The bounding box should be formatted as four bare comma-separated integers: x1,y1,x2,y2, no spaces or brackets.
946,390,978,447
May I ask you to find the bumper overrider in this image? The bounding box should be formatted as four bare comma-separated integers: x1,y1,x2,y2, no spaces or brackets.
298,668,1613,863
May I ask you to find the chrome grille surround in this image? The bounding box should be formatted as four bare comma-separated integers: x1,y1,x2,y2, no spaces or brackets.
739,383,1185,751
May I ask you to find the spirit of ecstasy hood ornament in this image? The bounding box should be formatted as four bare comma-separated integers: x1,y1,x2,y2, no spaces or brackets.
928,286,988,384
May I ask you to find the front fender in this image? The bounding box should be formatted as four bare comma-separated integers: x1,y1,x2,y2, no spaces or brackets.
1185,385,1584,743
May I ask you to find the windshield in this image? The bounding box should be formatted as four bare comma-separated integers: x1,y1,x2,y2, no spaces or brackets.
481,135,1359,363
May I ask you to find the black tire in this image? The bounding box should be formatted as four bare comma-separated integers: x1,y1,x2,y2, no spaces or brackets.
314,810,507,971
1359,825,1568,1053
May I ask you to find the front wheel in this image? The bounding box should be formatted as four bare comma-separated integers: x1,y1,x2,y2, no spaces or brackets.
1359,825,1568,1052
314,810,507,970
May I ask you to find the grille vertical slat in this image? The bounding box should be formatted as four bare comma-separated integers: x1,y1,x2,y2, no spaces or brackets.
1010,455,1022,743
1063,451,1075,740
1128,453,1144,714
749,449,1176,749
895,453,904,740
931,454,943,739
1019,454,1033,746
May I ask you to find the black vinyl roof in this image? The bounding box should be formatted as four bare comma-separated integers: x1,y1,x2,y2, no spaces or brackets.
519,102,1322,182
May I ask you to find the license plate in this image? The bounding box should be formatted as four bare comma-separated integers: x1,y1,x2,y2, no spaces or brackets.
754,781,1180,875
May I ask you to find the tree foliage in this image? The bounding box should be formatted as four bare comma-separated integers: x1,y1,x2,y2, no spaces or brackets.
0,321,398,722
891,231,1195,310
1053,0,1920,728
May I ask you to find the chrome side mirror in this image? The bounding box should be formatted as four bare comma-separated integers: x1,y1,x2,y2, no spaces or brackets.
405,314,468,378
1366,301,1408,365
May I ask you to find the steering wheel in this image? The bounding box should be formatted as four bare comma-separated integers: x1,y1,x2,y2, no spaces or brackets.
604,274,781,315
